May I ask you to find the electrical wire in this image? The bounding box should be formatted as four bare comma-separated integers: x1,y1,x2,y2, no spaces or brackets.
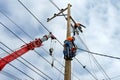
48,1,98,80
0,59,34,80
77,48,120,60
49,0,61,11
1,1,76,80
0,11,33,40
48,1,112,78
0,50,34,80
17,0,63,46
0,10,65,79
103,74,120,80
79,34,98,78
0,70,22,80
16,0,81,79
0,21,65,79
0,22,53,80
0,43,49,80
75,58,98,80
41,47,81,80
0,10,64,69
48,1,99,80
49,0,67,20
47,1,112,75
0,70,20,80
1,10,62,80
76,35,111,80
0,22,26,43
33,49,64,75
17,0,50,32
1,1,83,80
57,67,64,80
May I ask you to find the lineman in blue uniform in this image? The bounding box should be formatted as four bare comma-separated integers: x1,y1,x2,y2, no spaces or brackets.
63,37,77,60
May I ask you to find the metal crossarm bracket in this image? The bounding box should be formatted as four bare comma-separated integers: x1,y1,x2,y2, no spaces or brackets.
47,6,71,22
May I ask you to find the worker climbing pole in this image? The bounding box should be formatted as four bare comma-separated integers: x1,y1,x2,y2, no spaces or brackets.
63,36,77,60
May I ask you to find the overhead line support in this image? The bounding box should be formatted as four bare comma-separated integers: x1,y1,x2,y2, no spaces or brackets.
65,4,71,80
47,4,72,80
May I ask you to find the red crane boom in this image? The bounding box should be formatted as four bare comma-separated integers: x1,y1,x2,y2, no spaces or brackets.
0,33,56,71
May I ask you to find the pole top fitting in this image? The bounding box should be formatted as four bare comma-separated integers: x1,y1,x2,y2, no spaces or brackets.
68,3,72,7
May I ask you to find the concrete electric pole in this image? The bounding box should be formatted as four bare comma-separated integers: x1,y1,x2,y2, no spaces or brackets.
64,4,72,80
47,4,72,80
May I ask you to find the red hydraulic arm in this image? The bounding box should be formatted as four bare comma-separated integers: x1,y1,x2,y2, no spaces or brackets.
0,33,56,71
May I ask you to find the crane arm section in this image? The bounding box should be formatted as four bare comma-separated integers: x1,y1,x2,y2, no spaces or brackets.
0,33,56,71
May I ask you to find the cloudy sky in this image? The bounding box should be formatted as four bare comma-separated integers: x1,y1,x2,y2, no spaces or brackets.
0,0,120,80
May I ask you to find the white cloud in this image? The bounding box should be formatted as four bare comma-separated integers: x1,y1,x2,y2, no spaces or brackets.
0,0,120,80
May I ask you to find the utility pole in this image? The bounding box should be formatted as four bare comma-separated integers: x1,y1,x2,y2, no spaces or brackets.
64,4,71,80
47,4,72,80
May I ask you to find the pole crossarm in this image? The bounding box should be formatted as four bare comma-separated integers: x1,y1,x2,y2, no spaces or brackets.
47,6,71,22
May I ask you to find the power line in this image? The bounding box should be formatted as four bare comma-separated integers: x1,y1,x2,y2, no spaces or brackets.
0,10,65,79
16,0,118,79
17,0,63,46
0,70,22,80
0,22,26,43
0,21,64,79
49,0,67,20
0,51,34,80
48,1,99,80
78,48,120,60
0,10,61,69
48,1,98,80
33,49,64,75
76,35,111,80
16,0,74,78
48,2,111,79
0,11,63,69
17,0,50,33
75,58,98,80
41,46,81,80
48,1,80,79
0,0,90,79
103,74,120,80
0,11,33,40
0,22,53,80
47,3,112,77
0,43,49,80
49,0,61,11
48,1,111,79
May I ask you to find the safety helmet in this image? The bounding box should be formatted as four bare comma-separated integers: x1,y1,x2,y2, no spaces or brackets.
66,36,75,41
